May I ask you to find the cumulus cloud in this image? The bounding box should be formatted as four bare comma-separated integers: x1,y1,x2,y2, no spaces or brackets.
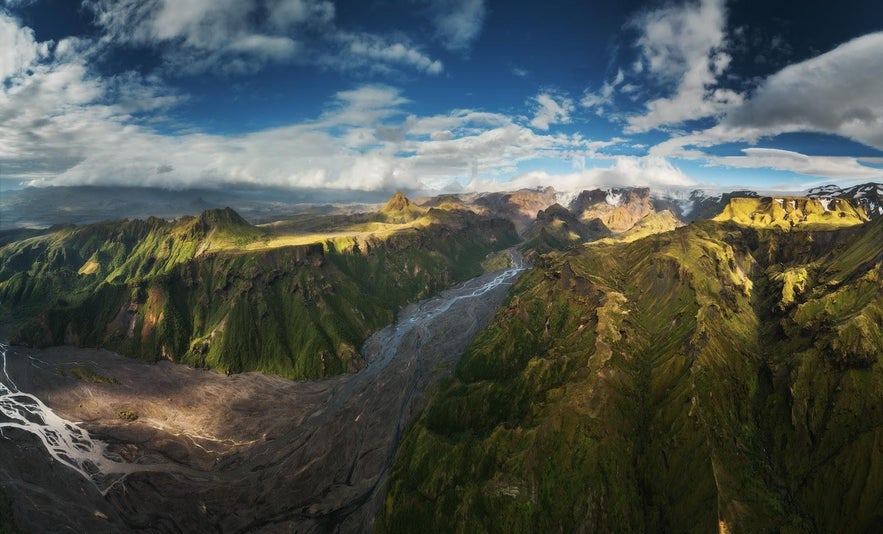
83,0,323,74
426,0,486,52
649,32,883,179
0,13,50,82
0,15,575,193
530,93,574,131
581,69,624,114
625,0,742,132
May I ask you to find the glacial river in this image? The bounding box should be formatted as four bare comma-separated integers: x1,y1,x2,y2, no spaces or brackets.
0,342,177,495
0,252,526,532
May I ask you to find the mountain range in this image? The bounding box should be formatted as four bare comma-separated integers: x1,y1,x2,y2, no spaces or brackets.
0,182,881,532
380,209,883,532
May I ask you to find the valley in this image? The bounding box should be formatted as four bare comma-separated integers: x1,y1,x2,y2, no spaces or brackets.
0,252,526,531
380,215,883,532
1,184,881,532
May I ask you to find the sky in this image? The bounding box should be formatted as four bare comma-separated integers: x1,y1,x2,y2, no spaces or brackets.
1,0,882,196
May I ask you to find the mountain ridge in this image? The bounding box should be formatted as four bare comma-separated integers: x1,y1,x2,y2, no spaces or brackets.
380,216,883,531
0,203,519,379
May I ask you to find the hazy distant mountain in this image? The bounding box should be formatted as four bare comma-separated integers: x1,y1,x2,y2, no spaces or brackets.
0,185,395,230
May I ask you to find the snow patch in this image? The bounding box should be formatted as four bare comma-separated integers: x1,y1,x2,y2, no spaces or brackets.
820,198,832,211
605,191,622,207
555,190,580,210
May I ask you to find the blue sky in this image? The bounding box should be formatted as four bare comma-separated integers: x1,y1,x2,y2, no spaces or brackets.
1,0,882,195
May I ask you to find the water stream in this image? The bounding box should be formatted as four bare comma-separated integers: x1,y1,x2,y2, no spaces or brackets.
0,342,173,495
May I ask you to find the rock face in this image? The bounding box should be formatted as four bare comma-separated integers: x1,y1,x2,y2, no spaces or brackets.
380,217,883,532
471,187,559,235
808,182,883,219
569,187,655,233
522,204,607,253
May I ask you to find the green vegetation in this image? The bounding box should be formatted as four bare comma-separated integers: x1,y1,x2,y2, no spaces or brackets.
0,203,518,380
379,218,883,532
480,250,512,272
714,196,868,229
117,410,138,421
58,366,119,384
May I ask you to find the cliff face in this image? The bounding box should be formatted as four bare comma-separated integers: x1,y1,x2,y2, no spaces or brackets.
568,187,669,234
714,196,868,229
0,207,519,379
472,187,559,235
380,218,883,532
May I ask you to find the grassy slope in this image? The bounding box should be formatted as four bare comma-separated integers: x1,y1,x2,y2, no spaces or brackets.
0,208,518,379
379,218,883,532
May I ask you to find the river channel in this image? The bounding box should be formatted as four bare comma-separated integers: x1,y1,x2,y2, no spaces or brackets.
0,254,525,532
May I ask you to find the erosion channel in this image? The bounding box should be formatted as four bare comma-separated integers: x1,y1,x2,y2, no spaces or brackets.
0,251,526,532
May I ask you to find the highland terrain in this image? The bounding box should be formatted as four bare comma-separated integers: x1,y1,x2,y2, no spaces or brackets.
0,183,881,532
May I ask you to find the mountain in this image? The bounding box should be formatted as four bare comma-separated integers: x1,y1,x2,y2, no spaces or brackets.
654,182,882,223
380,192,425,223
379,216,883,532
808,182,883,219
0,202,518,379
520,204,604,254
714,196,868,229
469,187,559,235
569,187,655,232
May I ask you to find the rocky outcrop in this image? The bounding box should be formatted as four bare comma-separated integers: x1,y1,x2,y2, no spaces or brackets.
568,187,658,233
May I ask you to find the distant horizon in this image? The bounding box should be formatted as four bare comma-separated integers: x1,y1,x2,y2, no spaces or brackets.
2,1,882,193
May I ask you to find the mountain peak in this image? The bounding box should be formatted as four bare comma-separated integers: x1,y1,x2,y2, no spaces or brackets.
197,206,250,228
382,192,412,213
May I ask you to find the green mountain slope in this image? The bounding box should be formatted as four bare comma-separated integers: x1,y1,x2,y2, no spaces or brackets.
379,217,883,532
0,206,518,379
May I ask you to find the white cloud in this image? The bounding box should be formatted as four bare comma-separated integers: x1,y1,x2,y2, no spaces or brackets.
712,148,883,180
427,0,486,52
580,69,624,114
530,93,574,131
721,31,883,150
0,12,49,82
625,0,742,132
466,156,696,192
83,0,318,74
649,31,883,181
0,16,576,193
82,0,444,77
344,34,443,75
265,0,335,30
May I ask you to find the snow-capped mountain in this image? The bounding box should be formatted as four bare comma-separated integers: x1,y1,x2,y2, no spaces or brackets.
808,183,882,219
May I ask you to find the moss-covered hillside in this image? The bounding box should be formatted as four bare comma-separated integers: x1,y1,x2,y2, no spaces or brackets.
379,217,883,532
0,206,518,379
